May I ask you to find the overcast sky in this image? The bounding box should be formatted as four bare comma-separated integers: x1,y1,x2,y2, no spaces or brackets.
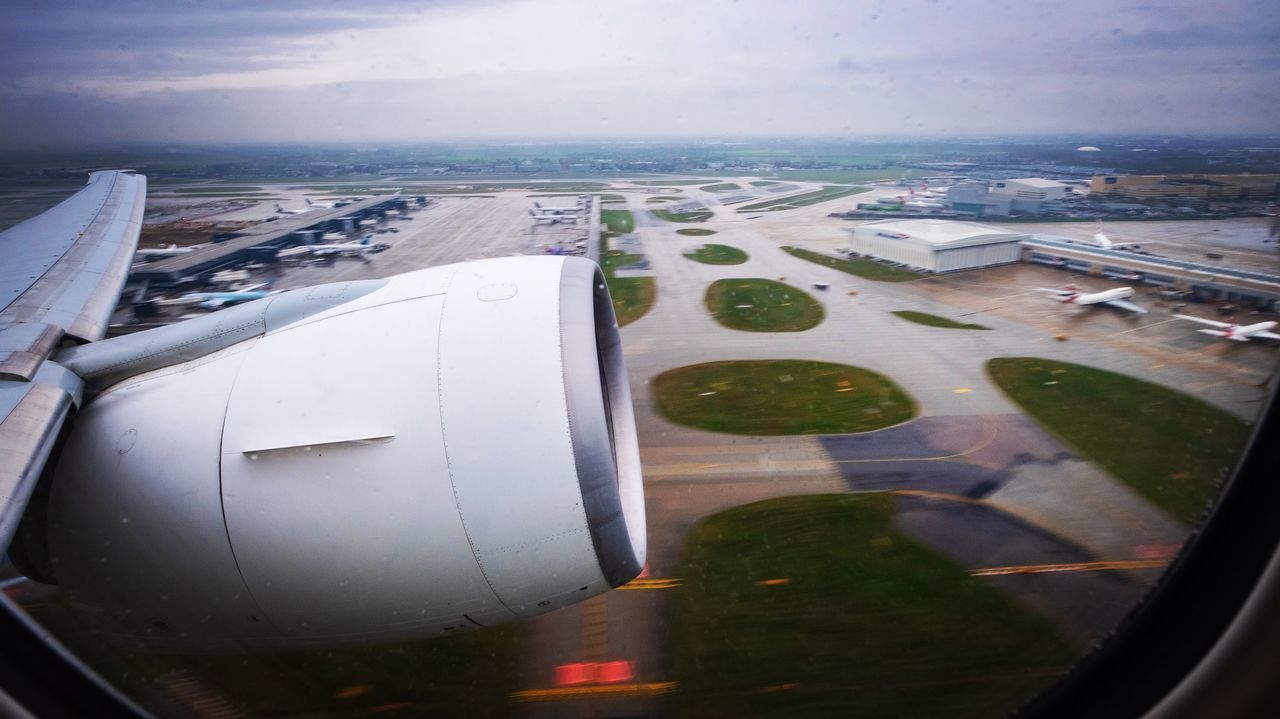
1,0,1277,147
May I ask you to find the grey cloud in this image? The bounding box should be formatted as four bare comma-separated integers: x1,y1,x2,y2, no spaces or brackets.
0,1,488,86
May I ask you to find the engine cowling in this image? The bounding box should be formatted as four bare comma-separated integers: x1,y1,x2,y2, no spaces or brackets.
40,256,646,651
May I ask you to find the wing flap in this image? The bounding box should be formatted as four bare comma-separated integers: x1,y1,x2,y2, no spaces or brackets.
0,383,73,548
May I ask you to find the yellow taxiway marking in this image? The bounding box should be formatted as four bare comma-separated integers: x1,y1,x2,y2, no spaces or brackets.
756,578,791,587
890,489,987,506
511,682,679,702
1116,318,1180,336
952,387,972,394
837,420,1000,466
619,578,682,590
970,559,1170,577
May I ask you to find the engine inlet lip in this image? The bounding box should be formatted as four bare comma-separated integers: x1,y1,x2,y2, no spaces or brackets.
559,258,643,587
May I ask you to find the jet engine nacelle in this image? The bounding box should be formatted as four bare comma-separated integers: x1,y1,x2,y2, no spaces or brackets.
36,256,646,651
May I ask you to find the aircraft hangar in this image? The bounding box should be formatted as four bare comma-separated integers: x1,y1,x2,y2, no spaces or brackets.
846,219,1026,273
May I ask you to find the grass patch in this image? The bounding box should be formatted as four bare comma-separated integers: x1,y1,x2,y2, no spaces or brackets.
652,208,714,223
598,193,627,201
737,185,868,211
988,358,1251,525
892,310,990,330
600,208,635,234
705,279,824,332
749,180,780,187
700,182,742,192
654,360,915,434
673,494,1075,718
645,195,683,203
600,233,654,326
684,244,748,265
782,246,921,282
676,228,717,236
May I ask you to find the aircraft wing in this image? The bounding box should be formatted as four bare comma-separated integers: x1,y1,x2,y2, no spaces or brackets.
1253,331,1280,341
1103,298,1148,314
0,170,146,548
1173,314,1233,329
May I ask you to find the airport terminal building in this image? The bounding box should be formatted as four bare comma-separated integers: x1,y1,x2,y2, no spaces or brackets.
847,219,1026,273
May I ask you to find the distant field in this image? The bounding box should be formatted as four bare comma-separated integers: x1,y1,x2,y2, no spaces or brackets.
892,310,990,330
988,358,1251,525
782,246,921,282
169,186,264,193
653,360,915,435
652,208,714,223
705,278,823,332
684,244,748,265
772,168,925,183
676,228,717,236
600,208,635,234
630,179,708,186
699,182,742,192
307,182,607,194
673,494,1075,718
737,185,867,211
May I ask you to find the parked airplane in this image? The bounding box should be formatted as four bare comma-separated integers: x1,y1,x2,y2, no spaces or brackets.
529,209,579,224
277,234,388,259
1038,285,1148,314
305,198,341,210
275,203,313,215
532,200,585,215
155,283,279,309
1173,314,1280,342
134,244,196,260
1061,224,1149,251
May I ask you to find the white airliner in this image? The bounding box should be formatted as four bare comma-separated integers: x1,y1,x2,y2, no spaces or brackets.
274,203,313,215
277,234,388,259
1060,226,1148,252
155,284,279,309
532,200,585,215
1173,314,1280,342
134,244,196,259
1038,285,1148,314
305,198,340,209
529,209,579,224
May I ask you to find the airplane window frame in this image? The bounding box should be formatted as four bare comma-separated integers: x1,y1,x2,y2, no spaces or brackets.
1015,389,1280,719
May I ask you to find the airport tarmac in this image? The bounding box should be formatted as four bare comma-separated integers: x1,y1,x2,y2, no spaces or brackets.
119,179,1278,717
508,187,1276,717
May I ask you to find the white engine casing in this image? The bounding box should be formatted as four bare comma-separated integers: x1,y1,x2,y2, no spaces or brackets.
43,256,646,650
